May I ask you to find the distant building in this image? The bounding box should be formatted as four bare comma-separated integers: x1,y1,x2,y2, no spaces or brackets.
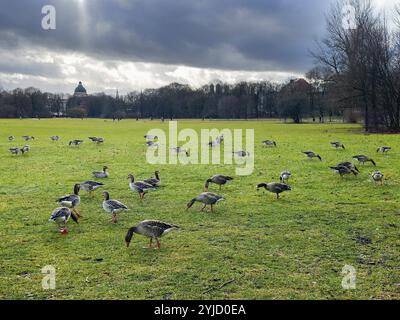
73,81,88,97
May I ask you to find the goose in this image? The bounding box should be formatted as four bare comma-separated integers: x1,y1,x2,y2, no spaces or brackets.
186,192,225,212
102,192,128,223
88,137,98,142
125,220,180,249
56,184,81,217
331,142,345,149
144,135,158,140
204,175,233,191
22,136,34,141
233,151,250,157
80,180,104,197
50,136,60,141
20,145,30,155
144,171,161,187
279,171,292,184
371,171,384,184
377,146,391,153
262,140,277,147
257,183,291,199
49,207,78,234
352,155,376,166
302,151,322,161
337,161,360,173
69,140,84,146
95,137,104,144
128,174,156,199
330,166,358,177
8,136,15,142
9,147,19,155
171,147,190,157
146,141,159,148
93,166,109,179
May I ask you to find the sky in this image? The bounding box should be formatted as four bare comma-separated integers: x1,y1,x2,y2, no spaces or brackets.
0,0,397,95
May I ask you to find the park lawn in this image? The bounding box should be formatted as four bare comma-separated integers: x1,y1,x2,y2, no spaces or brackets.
0,118,399,300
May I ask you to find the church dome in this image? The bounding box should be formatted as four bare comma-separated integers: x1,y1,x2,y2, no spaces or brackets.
74,81,87,94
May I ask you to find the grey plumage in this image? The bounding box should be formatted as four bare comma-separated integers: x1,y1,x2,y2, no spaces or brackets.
205,175,233,191
352,155,376,166
303,151,322,161
102,192,128,223
128,174,156,199
257,183,291,199
93,166,109,179
187,192,225,212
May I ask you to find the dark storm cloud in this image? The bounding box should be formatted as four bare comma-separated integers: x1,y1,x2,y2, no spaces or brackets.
0,0,331,74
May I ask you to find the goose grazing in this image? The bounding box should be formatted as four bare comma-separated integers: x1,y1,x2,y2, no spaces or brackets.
233,151,250,157
20,145,30,155
262,140,277,147
49,207,78,234
102,192,128,223
8,136,15,142
352,155,376,166
302,151,322,161
171,147,190,157
186,192,224,212
128,174,156,199
204,175,233,191
330,166,358,177
337,161,360,173
377,146,391,153
146,141,159,148
50,136,60,141
125,220,180,249
69,140,84,146
93,166,109,179
331,142,345,149
80,180,104,197
9,147,19,155
22,136,34,141
371,171,384,184
279,171,292,184
56,184,81,217
144,135,158,140
95,137,104,144
144,171,161,187
257,183,291,199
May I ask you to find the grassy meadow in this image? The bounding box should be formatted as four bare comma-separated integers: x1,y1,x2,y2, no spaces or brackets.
0,118,399,300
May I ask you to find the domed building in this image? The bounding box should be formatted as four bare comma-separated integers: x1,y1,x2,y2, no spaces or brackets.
73,81,88,97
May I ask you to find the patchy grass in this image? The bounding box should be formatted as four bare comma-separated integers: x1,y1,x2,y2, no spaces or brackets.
0,119,399,300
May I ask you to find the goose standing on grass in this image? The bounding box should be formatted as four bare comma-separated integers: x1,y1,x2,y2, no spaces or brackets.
22,136,34,141
9,147,19,155
144,171,161,187
50,136,60,141
49,207,78,235
20,145,30,155
377,146,391,153
93,166,109,179
262,140,277,147
125,220,180,249
331,142,345,149
204,175,233,191
280,171,292,184
330,166,358,177
80,180,104,197
171,147,190,157
352,155,376,166
337,161,360,173
146,141,159,148
302,151,322,161
8,136,15,142
69,140,84,146
102,192,128,223
372,171,384,184
186,192,225,212
128,174,156,199
56,184,82,217
257,183,291,199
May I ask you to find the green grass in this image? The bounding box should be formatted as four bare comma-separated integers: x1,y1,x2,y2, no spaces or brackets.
0,119,399,300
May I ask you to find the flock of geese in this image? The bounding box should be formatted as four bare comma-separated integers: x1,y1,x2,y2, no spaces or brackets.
6,134,392,250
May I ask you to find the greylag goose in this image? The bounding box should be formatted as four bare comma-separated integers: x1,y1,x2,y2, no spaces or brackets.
125,220,180,249
50,136,60,141
9,147,19,155
93,166,109,179
204,175,233,191
186,192,224,212
262,140,277,147
233,151,250,157
146,141,159,148
128,174,156,199
337,161,360,173
20,145,30,155
80,180,104,197
69,140,84,146
330,166,358,177
56,184,81,217
49,207,78,234
371,171,384,184
302,151,322,161
331,142,345,149
144,171,161,187
257,183,291,199
144,135,158,140
102,191,128,223
352,155,376,166
171,147,190,157
8,136,15,142
279,171,292,184
22,136,34,141
377,146,391,153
